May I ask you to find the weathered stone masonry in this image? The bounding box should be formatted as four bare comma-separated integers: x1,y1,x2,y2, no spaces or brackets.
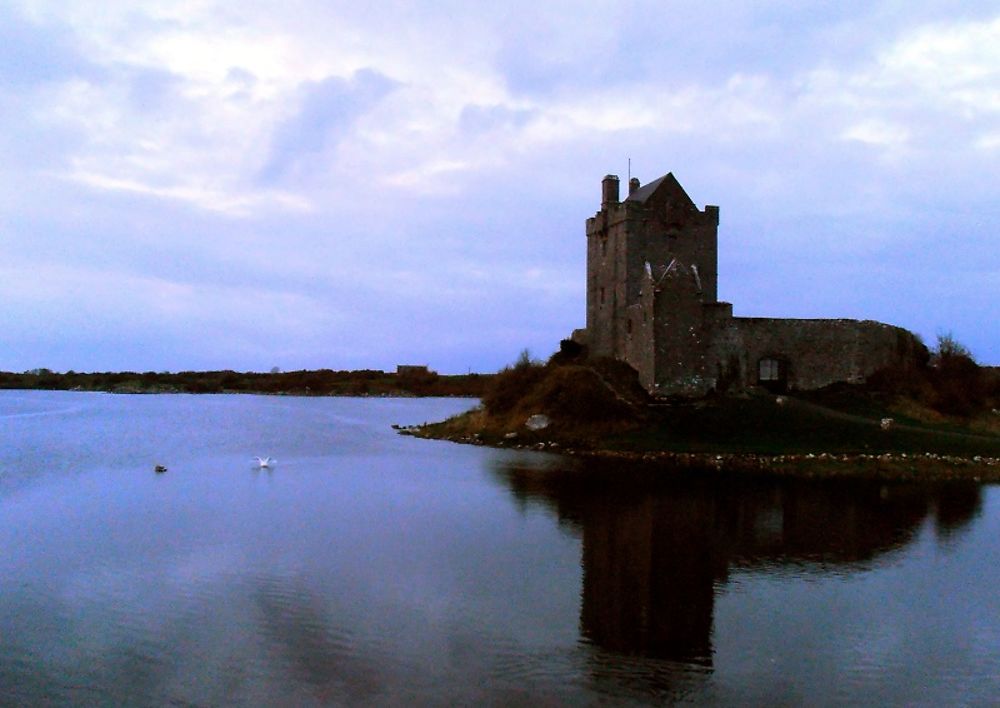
572,172,926,396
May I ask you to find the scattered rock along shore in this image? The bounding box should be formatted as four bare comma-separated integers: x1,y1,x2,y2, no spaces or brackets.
397,426,1000,482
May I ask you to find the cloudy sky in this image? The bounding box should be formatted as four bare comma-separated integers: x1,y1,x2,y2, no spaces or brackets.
1,1,997,373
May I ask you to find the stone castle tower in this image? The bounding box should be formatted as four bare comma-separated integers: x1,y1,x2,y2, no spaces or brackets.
574,172,925,396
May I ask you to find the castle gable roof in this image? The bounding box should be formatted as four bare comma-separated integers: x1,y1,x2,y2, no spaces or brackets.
626,172,696,210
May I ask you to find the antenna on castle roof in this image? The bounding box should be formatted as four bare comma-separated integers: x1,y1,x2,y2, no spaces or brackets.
628,157,631,182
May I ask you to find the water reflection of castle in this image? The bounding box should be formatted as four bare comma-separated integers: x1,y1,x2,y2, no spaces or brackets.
494,461,982,664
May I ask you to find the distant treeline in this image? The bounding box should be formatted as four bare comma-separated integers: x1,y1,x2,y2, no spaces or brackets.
0,368,491,397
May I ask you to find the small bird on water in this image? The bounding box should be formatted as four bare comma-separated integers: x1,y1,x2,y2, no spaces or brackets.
254,456,275,469
154,464,167,473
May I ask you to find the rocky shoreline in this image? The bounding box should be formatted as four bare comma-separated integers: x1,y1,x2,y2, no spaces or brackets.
398,426,1000,482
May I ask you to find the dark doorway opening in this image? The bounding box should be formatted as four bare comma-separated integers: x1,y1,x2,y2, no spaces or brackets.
758,357,788,392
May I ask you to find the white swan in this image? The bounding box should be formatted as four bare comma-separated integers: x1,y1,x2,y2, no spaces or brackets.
254,456,275,468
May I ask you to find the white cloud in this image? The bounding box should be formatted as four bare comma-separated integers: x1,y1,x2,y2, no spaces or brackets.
62,168,311,215
975,133,1000,150
842,120,911,149
383,159,476,193
807,16,1000,152
880,17,1000,97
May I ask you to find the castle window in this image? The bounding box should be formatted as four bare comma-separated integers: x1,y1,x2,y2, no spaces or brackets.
759,358,781,381
758,358,787,392
600,287,605,304
601,239,607,257
626,319,632,334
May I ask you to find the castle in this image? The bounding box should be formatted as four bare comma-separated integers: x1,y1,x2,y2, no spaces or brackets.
571,172,926,396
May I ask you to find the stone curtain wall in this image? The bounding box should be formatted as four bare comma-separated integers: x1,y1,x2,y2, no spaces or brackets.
650,315,925,396
729,318,925,391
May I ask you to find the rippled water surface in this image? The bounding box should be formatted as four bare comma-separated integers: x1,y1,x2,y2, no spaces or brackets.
2,391,998,705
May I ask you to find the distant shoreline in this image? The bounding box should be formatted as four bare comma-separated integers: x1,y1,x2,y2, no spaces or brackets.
24,388,479,399
0,369,492,398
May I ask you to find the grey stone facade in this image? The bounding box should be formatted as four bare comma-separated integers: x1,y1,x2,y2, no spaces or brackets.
573,172,926,396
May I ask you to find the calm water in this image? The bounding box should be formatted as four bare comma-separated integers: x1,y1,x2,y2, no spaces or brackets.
2,391,998,706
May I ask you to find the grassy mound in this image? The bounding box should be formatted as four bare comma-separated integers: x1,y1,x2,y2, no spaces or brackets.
418,354,645,445
507,364,634,422
486,361,640,431
865,334,1000,422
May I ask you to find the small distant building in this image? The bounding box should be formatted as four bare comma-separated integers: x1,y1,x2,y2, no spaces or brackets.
571,172,926,396
396,365,432,377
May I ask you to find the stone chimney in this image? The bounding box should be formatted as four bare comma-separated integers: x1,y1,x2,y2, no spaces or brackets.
629,177,640,195
601,174,620,207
